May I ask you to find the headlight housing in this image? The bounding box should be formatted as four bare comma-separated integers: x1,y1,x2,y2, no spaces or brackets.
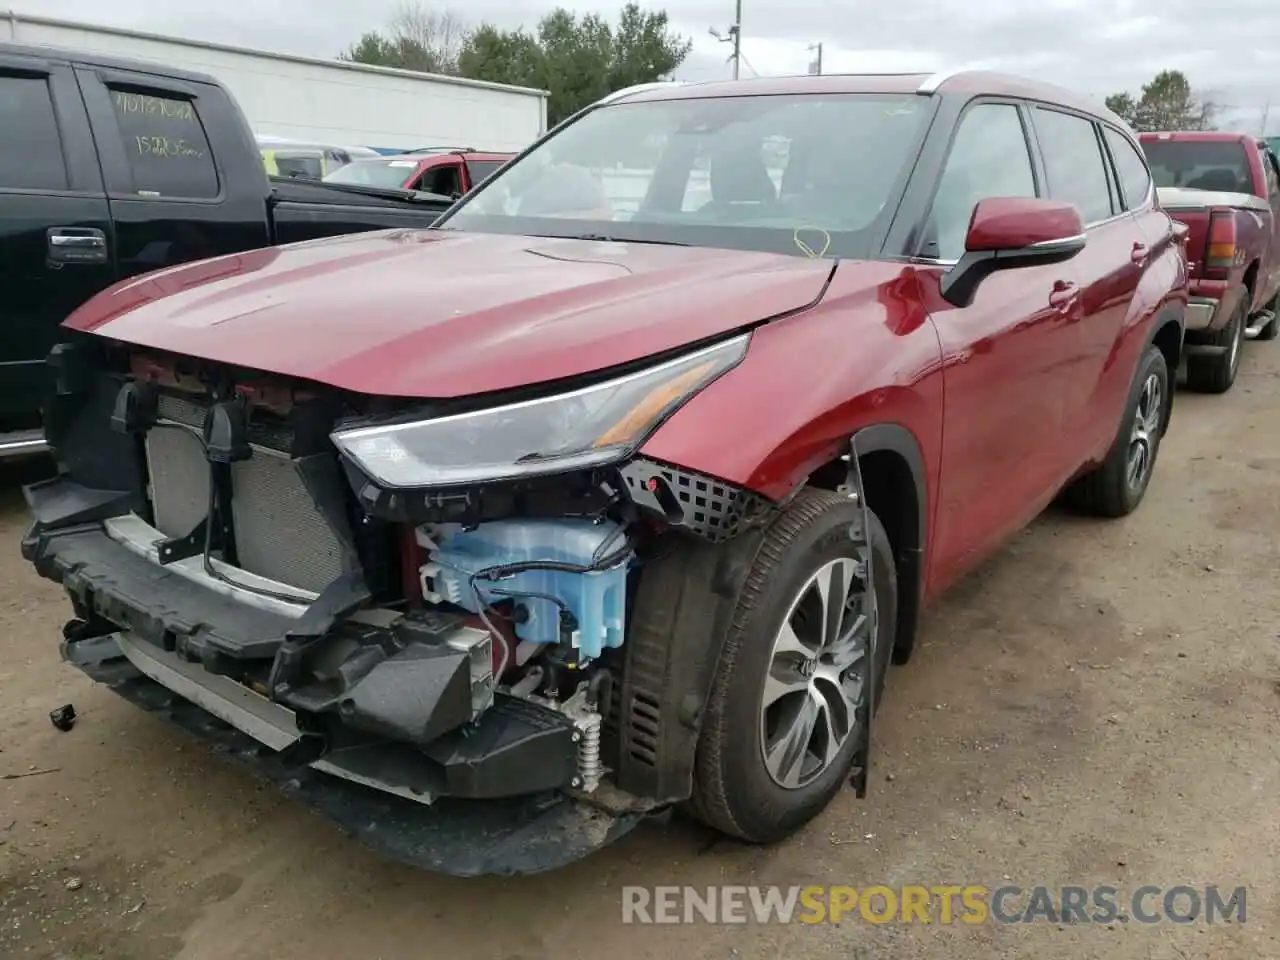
331,334,749,488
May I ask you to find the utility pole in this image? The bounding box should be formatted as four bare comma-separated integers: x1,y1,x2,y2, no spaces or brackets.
730,0,741,79
709,0,742,80
808,42,823,75
1261,100,1272,137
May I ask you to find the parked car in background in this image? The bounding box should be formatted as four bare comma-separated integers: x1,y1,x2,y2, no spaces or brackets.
260,146,327,179
256,135,380,179
25,70,1185,877
1139,131,1280,392
323,147,513,198
0,42,452,456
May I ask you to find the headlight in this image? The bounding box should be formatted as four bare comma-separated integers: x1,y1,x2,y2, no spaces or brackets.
331,334,749,488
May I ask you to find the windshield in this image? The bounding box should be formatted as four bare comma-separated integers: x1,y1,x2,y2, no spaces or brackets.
436,93,931,259
324,159,419,189
276,155,323,179
1142,139,1252,193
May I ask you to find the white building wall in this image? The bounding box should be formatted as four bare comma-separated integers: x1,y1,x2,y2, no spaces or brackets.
2,12,547,152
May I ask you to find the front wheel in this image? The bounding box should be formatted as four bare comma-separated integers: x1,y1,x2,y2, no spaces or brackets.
1066,342,1169,518
687,489,897,844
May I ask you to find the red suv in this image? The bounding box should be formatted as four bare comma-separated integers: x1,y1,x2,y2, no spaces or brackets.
25,71,1186,876
322,147,512,198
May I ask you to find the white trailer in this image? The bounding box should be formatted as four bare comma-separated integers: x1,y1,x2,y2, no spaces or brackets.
0,11,547,153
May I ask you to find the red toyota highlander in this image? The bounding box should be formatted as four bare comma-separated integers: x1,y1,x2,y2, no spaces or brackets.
24,70,1187,876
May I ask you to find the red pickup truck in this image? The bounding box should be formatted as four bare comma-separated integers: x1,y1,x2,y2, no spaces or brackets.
321,148,512,199
1139,131,1280,392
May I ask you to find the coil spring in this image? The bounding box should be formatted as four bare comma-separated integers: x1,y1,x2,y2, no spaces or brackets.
575,713,603,793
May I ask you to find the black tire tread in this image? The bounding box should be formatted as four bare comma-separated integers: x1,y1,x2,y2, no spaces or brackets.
688,488,885,840
1069,344,1168,518
1185,293,1245,393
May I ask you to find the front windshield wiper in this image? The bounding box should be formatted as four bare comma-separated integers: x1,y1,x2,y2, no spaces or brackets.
552,233,689,246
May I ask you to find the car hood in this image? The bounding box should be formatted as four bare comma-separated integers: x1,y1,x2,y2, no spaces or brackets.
66,229,834,397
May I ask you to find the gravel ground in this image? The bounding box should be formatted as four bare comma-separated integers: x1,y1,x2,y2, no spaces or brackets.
2,343,1280,960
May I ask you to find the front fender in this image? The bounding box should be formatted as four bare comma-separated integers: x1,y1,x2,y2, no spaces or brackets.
639,264,945,503
615,264,945,804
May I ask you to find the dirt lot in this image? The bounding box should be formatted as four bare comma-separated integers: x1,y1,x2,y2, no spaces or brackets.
3,345,1280,960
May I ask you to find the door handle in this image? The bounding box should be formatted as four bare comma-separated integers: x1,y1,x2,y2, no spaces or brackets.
47,227,108,264
1049,280,1080,309
1131,242,1149,264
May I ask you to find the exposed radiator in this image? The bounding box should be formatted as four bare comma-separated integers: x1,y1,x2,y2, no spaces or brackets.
144,396,347,594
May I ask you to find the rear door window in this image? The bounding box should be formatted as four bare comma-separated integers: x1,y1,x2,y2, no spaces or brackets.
1103,127,1153,210
108,87,219,198
1032,108,1115,224
0,73,69,191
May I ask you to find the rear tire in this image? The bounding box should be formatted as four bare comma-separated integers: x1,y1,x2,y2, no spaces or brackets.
1067,343,1169,518
687,489,896,844
1185,289,1246,393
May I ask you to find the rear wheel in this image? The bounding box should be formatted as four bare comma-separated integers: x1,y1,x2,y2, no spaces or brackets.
1185,289,1246,393
1067,343,1169,518
687,489,896,844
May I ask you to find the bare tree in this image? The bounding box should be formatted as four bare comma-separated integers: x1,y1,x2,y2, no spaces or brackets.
388,3,469,73
342,3,470,75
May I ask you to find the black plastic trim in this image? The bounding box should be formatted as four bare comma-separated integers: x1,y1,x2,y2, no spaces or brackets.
24,520,300,661
851,424,927,662
616,456,773,543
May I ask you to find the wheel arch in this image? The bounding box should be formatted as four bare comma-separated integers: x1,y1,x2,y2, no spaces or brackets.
612,423,927,806
804,423,927,665
1147,302,1184,434
1244,259,1260,302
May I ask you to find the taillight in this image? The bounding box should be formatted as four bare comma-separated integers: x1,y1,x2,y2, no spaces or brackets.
1205,211,1237,271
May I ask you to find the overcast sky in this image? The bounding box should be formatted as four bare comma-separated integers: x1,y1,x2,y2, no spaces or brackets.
19,0,1280,133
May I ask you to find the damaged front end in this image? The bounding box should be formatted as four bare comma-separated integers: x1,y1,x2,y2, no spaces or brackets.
24,332,774,875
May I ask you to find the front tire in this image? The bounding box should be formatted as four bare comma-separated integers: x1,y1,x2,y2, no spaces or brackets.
1067,342,1169,518
687,489,897,844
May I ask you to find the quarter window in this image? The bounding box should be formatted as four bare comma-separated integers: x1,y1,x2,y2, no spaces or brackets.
928,103,1037,261
1033,108,1114,224
0,75,69,191
109,88,219,199
1103,127,1153,210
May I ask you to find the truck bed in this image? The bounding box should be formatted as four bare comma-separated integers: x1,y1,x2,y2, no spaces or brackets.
1157,186,1270,274
268,177,454,243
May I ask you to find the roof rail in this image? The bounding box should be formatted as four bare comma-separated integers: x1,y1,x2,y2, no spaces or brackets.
595,81,686,106
916,68,967,95
398,145,476,154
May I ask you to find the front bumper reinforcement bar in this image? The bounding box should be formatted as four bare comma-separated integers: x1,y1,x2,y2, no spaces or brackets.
63,632,645,877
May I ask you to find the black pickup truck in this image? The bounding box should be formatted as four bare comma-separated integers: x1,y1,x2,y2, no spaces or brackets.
0,41,452,455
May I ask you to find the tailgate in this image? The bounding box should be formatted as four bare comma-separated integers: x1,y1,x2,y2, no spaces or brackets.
1156,188,1212,277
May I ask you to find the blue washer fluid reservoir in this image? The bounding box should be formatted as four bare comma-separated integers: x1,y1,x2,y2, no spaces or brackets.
418,519,630,661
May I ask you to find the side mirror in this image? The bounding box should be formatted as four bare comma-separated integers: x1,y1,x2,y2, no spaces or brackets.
940,197,1086,307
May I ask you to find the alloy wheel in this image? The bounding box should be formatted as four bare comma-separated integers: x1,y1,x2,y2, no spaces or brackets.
1126,372,1163,491
759,556,874,789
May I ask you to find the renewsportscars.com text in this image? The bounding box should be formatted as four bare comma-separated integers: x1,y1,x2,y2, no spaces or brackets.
621,885,1247,925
